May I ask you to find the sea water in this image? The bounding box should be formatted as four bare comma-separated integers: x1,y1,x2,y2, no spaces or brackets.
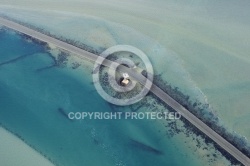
0,0,250,142
0,26,233,165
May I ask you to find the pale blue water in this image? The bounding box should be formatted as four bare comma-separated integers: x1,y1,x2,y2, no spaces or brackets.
0,29,225,166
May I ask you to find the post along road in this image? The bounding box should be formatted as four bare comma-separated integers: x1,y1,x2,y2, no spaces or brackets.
0,17,249,165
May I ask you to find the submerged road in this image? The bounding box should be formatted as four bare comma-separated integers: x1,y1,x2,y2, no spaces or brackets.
1,17,250,165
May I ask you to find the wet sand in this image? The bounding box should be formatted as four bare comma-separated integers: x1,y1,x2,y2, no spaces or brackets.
0,127,54,166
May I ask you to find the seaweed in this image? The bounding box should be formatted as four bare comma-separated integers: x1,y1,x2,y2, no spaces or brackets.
57,107,73,122
152,74,250,159
0,52,37,66
129,139,163,155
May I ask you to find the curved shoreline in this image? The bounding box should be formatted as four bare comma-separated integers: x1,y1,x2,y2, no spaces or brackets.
0,125,56,166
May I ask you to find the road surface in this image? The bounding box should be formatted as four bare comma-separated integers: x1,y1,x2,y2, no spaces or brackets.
0,17,249,166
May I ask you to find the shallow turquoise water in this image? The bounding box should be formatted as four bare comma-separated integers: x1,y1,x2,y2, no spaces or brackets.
0,29,223,166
